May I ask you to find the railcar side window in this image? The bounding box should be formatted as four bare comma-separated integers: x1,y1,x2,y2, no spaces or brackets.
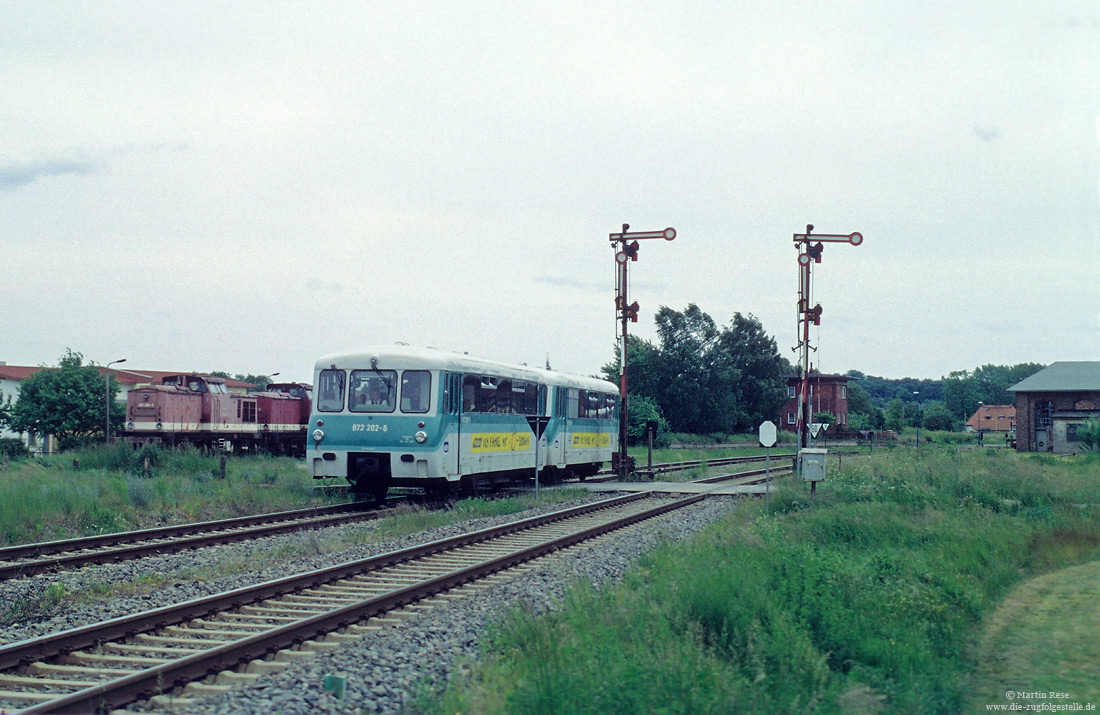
481,376,499,413
462,375,479,412
525,383,539,415
317,369,346,412
400,371,431,413
567,389,580,419
604,393,618,419
496,379,514,414
349,369,396,413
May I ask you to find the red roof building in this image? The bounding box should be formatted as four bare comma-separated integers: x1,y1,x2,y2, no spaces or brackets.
965,404,1016,433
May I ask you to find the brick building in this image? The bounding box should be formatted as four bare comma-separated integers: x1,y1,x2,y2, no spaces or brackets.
780,372,851,432
1007,362,1100,453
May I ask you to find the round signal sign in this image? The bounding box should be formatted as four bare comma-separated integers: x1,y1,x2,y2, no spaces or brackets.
849,232,864,246
663,227,676,241
798,253,811,266
615,251,628,264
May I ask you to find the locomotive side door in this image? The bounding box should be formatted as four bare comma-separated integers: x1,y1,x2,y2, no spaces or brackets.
443,371,462,479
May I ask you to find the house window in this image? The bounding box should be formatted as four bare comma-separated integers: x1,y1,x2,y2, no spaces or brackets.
788,386,796,398
787,412,796,424
1067,424,1081,442
840,385,847,399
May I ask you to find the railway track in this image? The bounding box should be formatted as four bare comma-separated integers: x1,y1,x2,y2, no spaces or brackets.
0,501,394,581
0,491,706,714
591,452,796,481
0,455,802,582
695,461,794,488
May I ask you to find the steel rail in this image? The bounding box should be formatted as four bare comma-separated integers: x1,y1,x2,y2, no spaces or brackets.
0,492,651,672
696,464,793,484
0,502,375,562
0,504,394,581
592,452,796,480
5,491,688,714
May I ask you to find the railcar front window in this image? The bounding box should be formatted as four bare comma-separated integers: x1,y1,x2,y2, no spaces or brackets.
400,371,431,413
350,370,396,413
317,369,346,412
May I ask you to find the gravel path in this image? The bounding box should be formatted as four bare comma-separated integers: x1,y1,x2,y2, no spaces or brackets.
0,490,742,714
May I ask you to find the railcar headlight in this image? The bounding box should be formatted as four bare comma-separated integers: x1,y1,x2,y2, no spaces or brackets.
312,429,324,443
414,430,427,444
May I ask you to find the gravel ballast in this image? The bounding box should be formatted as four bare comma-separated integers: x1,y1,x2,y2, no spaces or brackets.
145,497,740,715
0,490,743,714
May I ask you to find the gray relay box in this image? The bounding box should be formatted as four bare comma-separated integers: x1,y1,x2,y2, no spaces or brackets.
799,448,827,482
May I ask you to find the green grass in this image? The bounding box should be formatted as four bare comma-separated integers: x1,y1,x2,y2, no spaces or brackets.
0,444,345,546
419,448,1100,714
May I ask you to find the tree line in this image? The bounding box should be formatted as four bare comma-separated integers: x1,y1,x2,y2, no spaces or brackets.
843,363,1045,432
601,304,793,442
599,305,1047,441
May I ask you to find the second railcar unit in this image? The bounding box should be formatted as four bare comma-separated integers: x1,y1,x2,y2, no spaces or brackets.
308,346,619,500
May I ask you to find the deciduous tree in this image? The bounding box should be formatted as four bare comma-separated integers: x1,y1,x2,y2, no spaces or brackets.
5,349,123,450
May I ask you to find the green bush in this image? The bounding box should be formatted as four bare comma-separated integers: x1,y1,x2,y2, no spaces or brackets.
0,438,28,460
1077,418,1100,451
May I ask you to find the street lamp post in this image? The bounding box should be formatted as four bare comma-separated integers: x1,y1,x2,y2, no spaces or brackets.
105,359,127,443
913,391,920,446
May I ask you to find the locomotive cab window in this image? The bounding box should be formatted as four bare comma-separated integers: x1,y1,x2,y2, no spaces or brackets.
350,370,396,413
317,369,346,412
400,371,431,413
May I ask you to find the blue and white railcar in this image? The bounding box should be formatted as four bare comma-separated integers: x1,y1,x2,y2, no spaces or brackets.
308,346,619,500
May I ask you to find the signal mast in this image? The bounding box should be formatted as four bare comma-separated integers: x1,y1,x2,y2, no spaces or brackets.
792,225,863,452
610,223,676,479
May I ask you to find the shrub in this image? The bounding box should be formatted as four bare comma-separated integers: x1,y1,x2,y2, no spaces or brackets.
0,438,28,460
1077,418,1100,452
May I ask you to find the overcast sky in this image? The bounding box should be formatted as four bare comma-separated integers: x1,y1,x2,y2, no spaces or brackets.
2,1,1098,384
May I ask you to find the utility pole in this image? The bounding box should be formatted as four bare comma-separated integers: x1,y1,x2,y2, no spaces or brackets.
792,225,862,455
609,224,676,479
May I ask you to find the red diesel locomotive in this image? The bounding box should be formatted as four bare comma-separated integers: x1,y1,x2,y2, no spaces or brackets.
122,374,310,455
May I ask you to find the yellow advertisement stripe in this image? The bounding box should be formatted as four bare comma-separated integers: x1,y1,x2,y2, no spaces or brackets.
469,432,532,453
571,432,611,448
